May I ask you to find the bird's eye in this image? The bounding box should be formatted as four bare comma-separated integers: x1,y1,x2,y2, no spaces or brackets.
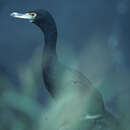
29,13,37,17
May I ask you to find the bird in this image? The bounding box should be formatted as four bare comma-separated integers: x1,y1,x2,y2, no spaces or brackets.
10,9,120,130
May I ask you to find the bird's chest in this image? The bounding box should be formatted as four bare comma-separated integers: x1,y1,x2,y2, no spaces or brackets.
43,65,87,97
43,65,64,94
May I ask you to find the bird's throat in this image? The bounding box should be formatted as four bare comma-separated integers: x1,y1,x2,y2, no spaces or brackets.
38,21,58,67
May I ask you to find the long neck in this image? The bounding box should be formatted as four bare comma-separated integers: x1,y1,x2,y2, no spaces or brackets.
37,20,58,66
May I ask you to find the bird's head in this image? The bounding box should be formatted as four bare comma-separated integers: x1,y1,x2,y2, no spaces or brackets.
10,9,56,28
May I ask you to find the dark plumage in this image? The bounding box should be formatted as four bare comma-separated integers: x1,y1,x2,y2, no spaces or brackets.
33,10,101,96
11,9,105,114
30,9,106,116
11,9,122,130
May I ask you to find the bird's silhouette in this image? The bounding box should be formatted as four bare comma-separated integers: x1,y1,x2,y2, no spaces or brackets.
11,9,121,130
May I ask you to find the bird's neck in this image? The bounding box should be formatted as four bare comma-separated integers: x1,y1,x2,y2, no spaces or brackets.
38,22,58,67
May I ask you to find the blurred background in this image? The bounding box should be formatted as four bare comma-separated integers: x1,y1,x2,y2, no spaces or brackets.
0,0,130,129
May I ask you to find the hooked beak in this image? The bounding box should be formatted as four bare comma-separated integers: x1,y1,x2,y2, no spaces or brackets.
10,12,34,22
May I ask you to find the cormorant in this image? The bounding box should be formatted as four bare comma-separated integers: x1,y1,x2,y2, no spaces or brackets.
11,9,108,121
10,9,105,114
